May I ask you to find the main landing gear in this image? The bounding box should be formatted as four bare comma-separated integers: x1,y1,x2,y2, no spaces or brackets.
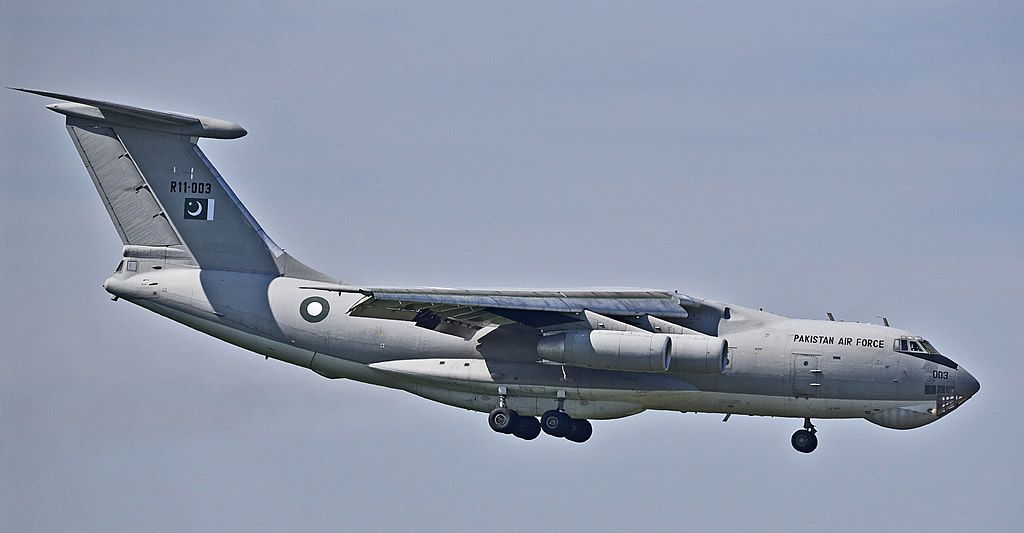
488,390,592,443
488,406,541,440
791,418,818,453
488,407,592,443
540,409,592,442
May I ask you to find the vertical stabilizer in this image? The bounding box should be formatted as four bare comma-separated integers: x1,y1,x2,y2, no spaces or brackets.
18,88,334,281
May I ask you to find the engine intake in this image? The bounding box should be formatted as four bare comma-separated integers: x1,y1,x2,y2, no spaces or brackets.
537,330,726,374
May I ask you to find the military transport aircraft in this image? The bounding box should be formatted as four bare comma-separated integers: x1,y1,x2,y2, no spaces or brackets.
16,88,980,452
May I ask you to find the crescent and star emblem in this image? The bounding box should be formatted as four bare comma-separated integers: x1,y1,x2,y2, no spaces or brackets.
183,198,214,220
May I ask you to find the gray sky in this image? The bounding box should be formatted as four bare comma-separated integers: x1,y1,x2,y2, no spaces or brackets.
2,2,1022,531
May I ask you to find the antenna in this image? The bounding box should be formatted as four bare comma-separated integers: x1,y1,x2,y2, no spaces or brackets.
876,315,890,327
827,312,835,322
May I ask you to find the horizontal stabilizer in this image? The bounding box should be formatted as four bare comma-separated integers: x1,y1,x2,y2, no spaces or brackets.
11,88,246,139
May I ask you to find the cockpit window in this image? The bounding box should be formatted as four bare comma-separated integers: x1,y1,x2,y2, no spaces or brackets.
894,335,957,369
897,337,942,353
894,336,939,355
115,260,124,273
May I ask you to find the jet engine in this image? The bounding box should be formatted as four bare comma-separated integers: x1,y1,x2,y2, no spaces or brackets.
537,330,726,374
666,334,728,374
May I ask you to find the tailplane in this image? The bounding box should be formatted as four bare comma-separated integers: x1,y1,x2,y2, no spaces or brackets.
16,88,333,282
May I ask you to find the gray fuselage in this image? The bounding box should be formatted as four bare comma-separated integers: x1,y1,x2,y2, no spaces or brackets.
104,261,979,431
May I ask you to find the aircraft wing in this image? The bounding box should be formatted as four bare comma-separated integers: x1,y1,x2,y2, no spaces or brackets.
302,285,694,337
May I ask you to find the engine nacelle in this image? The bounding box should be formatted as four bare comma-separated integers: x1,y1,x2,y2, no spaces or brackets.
666,334,727,374
537,330,670,373
536,330,727,374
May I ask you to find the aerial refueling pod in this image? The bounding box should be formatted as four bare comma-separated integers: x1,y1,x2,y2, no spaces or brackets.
537,330,726,374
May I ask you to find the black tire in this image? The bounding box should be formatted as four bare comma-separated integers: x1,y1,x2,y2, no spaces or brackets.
541,410,571,438
565,418,593,443
512,416,541,440
488,407,517,434
791,429,818,453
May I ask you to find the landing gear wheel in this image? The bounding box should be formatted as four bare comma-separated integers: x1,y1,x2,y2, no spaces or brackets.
791,429,818,453
488,407,517,434
540,410,572,437
512,416,542,440
565,418,593,443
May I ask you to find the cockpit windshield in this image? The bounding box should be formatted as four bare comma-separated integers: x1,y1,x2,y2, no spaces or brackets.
894,336,941,355
894,335,957,369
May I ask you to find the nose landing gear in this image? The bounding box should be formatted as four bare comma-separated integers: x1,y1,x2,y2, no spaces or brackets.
791,418,818,453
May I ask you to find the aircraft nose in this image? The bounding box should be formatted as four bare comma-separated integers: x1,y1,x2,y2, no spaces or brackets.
958,367,980,398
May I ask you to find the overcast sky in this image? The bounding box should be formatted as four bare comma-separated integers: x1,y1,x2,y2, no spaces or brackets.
2,2,1022,531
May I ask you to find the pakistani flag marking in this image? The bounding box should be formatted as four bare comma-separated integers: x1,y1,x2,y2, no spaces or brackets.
184,198,215,220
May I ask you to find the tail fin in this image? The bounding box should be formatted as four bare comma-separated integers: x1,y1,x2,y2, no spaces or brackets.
17,89,334,282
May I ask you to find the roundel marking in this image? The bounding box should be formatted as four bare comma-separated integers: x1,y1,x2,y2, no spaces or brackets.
300,296,330,323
